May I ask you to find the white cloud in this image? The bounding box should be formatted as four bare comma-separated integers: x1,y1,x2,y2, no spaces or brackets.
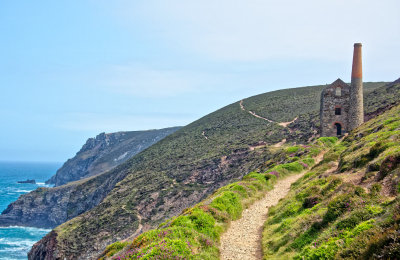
98,0,400,63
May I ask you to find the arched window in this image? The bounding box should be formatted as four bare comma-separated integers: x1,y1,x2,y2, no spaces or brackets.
335,87,341,96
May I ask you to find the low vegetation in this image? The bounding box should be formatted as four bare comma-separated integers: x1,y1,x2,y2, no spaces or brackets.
100,137,339,259
100,172,277,259
29,80,399,259
262,104,400,259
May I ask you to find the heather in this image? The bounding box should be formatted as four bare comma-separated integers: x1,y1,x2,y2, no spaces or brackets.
263,104,400,259
102,137,336,259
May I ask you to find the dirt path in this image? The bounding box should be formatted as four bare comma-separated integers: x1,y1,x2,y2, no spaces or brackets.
273,138,286,148
219,174,303,260
239,100,297,127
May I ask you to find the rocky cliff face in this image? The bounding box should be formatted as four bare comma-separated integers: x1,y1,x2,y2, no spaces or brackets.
47,127,181,186
0,167,129,228
0,127,180,228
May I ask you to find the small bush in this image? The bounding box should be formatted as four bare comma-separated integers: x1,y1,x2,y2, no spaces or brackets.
105,241,128,257
242,172,267,184
317,137,338,147
370,183,382,196
323,194,352,223
210,192,242,220
322,151,340,163
286,146,302,154
378,153,400,180
301,158,315,167
321,177,342,196
303,196,320,208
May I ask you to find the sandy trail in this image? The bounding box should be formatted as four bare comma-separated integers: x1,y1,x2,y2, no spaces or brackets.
219,173,303,260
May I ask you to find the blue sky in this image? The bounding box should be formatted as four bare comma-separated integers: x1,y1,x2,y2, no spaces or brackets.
0,0,399,162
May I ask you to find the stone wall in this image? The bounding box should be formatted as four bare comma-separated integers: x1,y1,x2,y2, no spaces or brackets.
320,79,350,136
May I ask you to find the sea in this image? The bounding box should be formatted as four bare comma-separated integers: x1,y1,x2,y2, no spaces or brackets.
0,161,60,260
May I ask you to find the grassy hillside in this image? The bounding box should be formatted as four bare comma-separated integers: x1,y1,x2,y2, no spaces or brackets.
100,137,336,259
262,103,400,259
104,102,400,260
28,80,399,259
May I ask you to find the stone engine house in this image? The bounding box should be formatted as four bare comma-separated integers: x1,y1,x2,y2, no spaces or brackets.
320,43,364,136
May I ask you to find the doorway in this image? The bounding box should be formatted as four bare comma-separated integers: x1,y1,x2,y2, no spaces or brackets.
334,123,342,136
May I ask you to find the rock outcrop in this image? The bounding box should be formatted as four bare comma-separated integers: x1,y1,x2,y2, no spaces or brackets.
0,127,180,228
47,127,181,186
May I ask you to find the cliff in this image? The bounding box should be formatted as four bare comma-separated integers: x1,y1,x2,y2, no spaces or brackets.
25,80,399,259
0,127,180,228
47,127,181,186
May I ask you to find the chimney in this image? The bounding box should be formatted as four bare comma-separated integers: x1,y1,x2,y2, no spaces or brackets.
348,43,364,131
351,43,362,79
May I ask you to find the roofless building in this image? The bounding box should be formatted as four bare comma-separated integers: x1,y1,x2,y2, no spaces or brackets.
320,43,364,136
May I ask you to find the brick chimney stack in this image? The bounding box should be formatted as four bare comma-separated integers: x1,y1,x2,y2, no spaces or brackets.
348,43,364,130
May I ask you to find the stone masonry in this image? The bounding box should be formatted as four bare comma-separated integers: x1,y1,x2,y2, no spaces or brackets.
320,79,350,136
320,43,364,136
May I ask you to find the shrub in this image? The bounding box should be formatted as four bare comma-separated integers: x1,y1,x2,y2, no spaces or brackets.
322,151,340,164
321,177,342,196
301,158,315,167
282,162,304,172
105,241,128,257
370,183,382,196
317,137,338,147
286,146,302,154
378,153,400,180
323,194,352,223
303,196,320,208
242,172,267,184
210,191,242,220
267,171,279,178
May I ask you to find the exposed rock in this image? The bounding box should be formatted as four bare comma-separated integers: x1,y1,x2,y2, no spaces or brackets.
28,231,59,260
0,127,180,228
17,179,36,184
0,166,128,228
47,127,181,186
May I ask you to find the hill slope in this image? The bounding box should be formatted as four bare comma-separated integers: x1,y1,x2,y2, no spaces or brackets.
47,127,181,186
98,102,400,260
24,80,400,259
262,102,400,259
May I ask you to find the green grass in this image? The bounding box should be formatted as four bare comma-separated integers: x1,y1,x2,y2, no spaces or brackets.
106,139,330,259
31,80,396,258
262,104,400,260
108,171,277,259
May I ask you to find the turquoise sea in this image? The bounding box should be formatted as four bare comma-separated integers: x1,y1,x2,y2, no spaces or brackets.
0,161,60,260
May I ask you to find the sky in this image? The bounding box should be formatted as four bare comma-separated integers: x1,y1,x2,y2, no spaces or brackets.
0,0,399,162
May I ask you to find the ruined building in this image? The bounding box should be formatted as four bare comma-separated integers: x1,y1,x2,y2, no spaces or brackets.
320,43,364,136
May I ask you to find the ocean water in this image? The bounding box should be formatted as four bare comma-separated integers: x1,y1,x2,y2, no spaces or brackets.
0,161,60,260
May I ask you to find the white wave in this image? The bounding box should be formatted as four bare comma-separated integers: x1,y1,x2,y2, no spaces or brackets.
0,226,51,232
15,189,33,193
0,239,35,246
36,182,53,188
